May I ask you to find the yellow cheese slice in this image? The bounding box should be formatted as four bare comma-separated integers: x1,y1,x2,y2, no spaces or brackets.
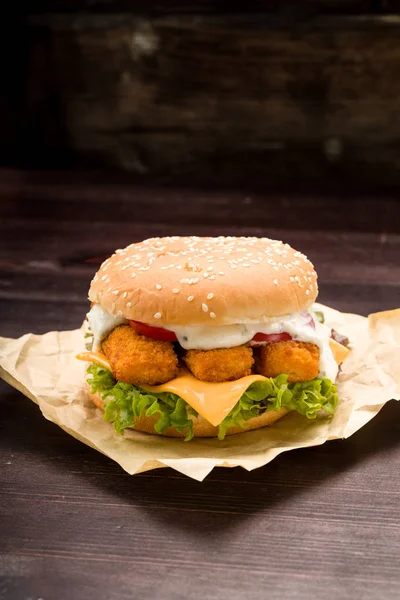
329,339,350,365
76,351,265,426
143,371,267,426
76,351,112,371
77,342,348,427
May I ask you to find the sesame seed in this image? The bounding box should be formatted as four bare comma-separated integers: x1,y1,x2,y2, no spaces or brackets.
101,275,107,281
209,312,216,318
218,271,225,276
290,276,294,282
305,290,310,295
209,275,216,280
156,284,162,290
154,312,162,319
187,296,194,302
116,310,123,316
172,288,179,293
123,292,128,299
273,279,278,285
206,266,213,272
207,293,214,300
126,302,132,308
203,273,209,278
111,302,116,312
112,290,119,295
131,273,136,278
202,303,209,312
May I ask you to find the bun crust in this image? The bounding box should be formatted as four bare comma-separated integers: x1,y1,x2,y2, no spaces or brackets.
87,384,289,438
89,236,317,326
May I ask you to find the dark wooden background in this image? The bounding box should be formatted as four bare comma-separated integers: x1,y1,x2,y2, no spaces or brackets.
4,1,400,188
1,2,400,597
1,169,400,599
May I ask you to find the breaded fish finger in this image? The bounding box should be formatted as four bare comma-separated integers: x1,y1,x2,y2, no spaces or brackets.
184,345,254,383
102,325,179,386
255,340,319,383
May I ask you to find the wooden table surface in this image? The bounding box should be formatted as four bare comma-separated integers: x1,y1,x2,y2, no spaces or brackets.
1,170,399,600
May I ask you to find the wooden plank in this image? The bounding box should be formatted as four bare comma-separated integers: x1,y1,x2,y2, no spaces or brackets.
0,300,87,337
25,1,375,17
1,381,399,600
2,216,400,271
18,13,400,186
1,170,400,232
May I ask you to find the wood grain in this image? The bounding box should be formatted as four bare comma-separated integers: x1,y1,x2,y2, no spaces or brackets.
25,1,378,16
2,170,400,231
0,170,399,600
1,383,399,600
9,10,400,187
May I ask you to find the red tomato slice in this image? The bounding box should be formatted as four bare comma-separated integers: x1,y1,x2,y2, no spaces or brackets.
251,332,292,343
129,320,178,342
130,320,295,345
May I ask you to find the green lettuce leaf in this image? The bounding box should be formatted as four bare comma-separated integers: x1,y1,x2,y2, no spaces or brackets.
217,374,338,440
87,363,198,441
86,363,338,441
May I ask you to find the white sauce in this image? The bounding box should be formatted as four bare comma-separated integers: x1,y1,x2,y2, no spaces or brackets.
168,312,338,381
87,303,127,350
87,304,338,381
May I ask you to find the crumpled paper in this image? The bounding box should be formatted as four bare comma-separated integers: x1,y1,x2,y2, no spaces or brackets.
0,304,399,481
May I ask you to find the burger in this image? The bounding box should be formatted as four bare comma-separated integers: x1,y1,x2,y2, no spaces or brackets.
77,236,350,440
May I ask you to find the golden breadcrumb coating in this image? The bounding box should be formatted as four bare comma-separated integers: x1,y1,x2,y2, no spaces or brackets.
102,325,179,386
183,345,254,383
255,340,319,383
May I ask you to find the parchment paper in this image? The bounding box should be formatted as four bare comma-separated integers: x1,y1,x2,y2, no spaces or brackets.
1,304,399,481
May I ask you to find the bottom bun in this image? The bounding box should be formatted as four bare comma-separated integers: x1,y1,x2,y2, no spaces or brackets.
87,384,289,438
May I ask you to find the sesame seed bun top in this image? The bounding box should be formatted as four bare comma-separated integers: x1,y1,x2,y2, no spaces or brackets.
88,236,318,326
